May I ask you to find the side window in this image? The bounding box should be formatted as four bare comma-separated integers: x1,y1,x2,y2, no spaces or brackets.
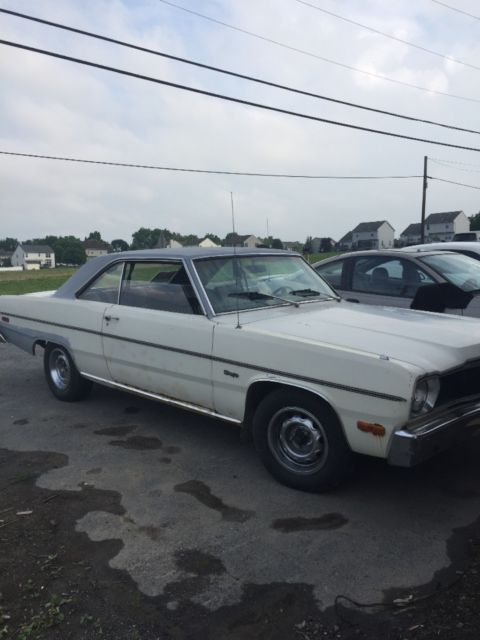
120,261,200,314
352,257,434,297
79,262,124,303
315,260,345,288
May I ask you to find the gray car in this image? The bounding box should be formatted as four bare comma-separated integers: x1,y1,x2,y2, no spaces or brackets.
314,249,480,317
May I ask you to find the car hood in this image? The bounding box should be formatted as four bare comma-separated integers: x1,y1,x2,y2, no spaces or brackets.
215,301,480,373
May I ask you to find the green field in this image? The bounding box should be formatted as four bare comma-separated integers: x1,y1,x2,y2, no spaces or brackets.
0,267,78,296
306,252,340,264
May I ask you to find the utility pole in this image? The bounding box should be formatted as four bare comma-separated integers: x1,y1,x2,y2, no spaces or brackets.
420,155,428,243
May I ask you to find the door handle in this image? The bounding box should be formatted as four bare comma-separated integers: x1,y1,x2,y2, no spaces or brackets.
346,298,359,303
105,315,120,322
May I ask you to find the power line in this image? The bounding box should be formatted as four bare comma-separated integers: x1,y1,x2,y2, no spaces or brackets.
430,157,480,169
157,0,480,104
431,176,480,190
3,38,480,153
430,158,480,174
295,0,480,72
1,7,479,135
0,151,423,179
430,0,480,21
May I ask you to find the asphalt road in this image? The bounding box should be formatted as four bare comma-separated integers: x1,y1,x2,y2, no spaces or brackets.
2,342,480,618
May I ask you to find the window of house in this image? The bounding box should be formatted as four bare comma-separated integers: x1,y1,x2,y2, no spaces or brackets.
120,261,200,314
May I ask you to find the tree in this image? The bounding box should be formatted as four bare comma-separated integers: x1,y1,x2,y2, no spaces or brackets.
470,212,480,231
320,238,333,252
0,237,19,251
111,239,129,252
303,236,313,254
271,238,283,249
55,237,86,265
87,231,102,241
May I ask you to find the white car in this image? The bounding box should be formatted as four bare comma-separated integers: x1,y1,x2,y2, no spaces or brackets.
1,248,480,492
403,242,480,262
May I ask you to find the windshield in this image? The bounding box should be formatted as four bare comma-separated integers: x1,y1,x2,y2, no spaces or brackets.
194,254,337,313
418,253,480,293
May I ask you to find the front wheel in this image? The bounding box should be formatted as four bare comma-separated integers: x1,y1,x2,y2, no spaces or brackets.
43,343,92,402
252,389,352,492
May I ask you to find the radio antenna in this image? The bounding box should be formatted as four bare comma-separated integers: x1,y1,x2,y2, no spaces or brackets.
231,191,241,330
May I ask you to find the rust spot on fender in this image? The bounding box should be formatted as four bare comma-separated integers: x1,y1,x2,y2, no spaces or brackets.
357,421,386,437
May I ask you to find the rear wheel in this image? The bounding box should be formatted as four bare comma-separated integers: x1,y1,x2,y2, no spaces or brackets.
43,344,92,401
252,389,352,492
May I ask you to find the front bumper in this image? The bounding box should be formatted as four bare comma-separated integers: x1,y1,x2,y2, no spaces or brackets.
388,398,480,467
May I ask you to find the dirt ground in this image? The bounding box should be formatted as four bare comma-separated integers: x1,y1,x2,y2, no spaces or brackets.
1,447,480,640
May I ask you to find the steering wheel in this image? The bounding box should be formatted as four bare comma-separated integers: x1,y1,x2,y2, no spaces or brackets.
273,286,293,296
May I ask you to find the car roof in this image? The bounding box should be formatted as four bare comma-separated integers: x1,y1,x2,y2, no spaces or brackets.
402,242,480,253
54,247,300,299
312,249,453,266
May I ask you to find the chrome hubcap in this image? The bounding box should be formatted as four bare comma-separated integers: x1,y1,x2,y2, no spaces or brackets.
268,407,328,474
49,348,71,390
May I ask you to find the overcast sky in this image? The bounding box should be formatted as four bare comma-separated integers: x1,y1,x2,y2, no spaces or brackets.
1,0,480,244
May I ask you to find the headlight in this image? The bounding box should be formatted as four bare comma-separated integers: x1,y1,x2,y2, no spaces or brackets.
411,376,440,416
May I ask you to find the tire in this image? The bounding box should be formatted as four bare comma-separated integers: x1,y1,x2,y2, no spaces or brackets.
252,389,352,492
43,343,93,402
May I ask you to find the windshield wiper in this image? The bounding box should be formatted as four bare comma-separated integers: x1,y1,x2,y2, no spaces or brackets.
228,291,299,307
291,288,339,300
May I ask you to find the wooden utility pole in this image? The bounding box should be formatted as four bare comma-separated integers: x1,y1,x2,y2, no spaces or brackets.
420,155,428,243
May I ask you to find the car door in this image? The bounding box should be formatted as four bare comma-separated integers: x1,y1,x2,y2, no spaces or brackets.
348,256,435,308
101,260,214,410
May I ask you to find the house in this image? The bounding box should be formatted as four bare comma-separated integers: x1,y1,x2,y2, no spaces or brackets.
82,239,110,260
352,221,394,250
337,231,353,252
283,241,303,252
425,211,469,242
199,237,219,248
400,223,423,246
224,233,259,248
11,244,55,270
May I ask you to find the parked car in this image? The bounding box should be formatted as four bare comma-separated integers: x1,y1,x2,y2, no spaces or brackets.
314,249,480,317
2,247,480,492
403,241,480,261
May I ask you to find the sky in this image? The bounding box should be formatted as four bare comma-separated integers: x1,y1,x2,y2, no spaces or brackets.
1,0,480,244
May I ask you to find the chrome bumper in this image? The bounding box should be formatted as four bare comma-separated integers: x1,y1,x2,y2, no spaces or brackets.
388,399,480,467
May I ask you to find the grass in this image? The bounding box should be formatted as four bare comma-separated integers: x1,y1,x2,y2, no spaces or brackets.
305,252,341,263
0,267,77,296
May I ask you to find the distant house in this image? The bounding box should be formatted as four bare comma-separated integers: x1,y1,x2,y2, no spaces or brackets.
352,221,394,250
283,241,303,252
337,231,353,252
425,211,469,242
11,244,55,270
83,239,110,261
400,223,423,246
224,233,259,248
199,237,219,248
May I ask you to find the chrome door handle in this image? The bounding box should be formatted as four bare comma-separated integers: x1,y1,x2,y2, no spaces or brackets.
104,315,120,322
